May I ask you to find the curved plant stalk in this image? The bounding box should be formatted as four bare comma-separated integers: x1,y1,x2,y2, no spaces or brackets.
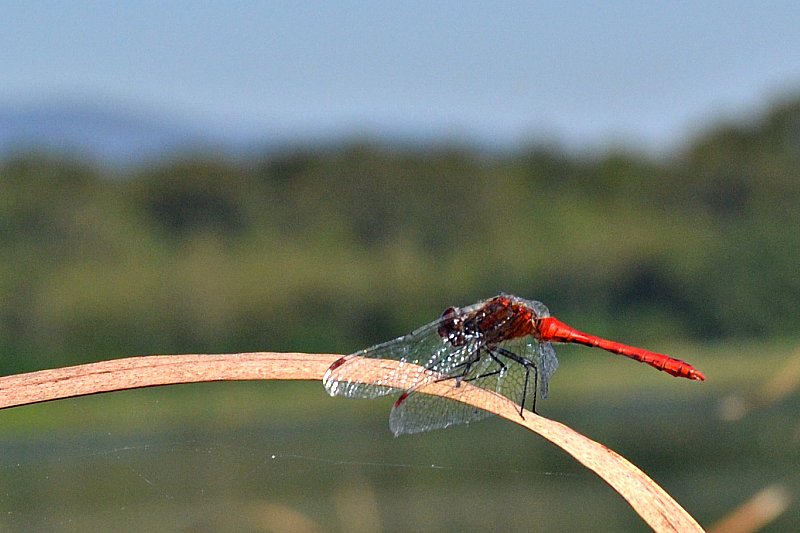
0,352,703,532
709,483,790,533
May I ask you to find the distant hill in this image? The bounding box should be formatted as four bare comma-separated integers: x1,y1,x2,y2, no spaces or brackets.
0,102,218,165
0,101,419,166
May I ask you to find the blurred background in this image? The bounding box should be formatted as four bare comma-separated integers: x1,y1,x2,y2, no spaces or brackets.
1,2,799,531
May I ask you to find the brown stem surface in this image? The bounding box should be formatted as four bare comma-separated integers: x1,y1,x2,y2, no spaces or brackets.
0,352,703,532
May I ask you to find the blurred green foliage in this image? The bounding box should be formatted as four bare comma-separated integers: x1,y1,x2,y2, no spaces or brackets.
1,98,799,374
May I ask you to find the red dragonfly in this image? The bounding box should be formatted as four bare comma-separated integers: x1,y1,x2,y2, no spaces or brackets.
323,294,705,435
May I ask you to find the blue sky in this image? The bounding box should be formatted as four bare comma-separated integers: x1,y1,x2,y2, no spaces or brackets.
2,1,800,151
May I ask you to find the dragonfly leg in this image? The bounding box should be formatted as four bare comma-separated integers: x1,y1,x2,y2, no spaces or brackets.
433,349,482,387
494,347,539,416
464,350,508,382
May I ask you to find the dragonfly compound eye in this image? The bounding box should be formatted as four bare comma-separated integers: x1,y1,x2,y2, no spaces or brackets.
437,306,466,346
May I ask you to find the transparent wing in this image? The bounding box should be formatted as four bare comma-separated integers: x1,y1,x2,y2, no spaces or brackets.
388,337,560,435
388,344,510,435
474,336,556,410
389,389,494,436
537,341,559,398
323,317,480,399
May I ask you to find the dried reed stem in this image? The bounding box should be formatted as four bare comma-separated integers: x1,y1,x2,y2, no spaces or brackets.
0,352,703,532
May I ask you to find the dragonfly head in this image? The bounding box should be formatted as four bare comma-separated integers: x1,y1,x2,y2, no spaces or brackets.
437,306,467,346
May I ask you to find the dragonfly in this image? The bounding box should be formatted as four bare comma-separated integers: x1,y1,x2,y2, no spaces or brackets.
323,293,705,436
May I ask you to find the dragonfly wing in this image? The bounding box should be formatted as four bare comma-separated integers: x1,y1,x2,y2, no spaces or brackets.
323,318,479,399
485,337,537,411
388,339,562,435
538,341,559,399
389,392,494,436
388,345,504,435
485,337,559,408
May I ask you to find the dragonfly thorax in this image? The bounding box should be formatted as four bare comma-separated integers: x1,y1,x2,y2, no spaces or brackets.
437,295,542,347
